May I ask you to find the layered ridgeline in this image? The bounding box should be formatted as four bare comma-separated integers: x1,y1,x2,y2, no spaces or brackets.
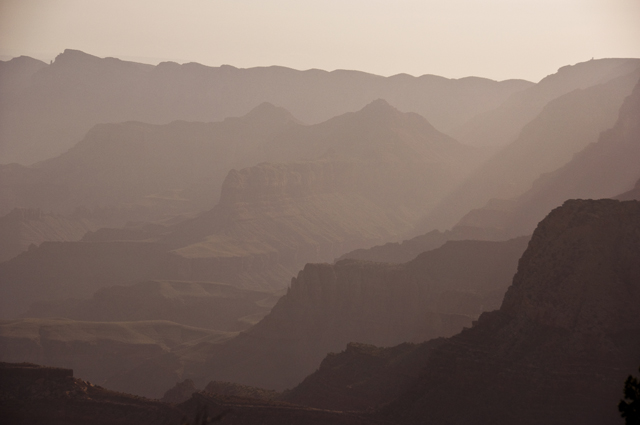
0,319,236,397
282,199,640,425
21,280,281,332
339,65,640,263
0,102,299,219
0,208,99,263
0,236,527,398
450,58,640,147
383,199,640,424
105,236,525,397
0,100,476,317
0,49,531,164
452,74,640,238
422,64,640,231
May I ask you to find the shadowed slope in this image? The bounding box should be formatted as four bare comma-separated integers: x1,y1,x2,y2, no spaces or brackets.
452,75,640,238
382,199,640,424
451,58,640,147
422,68,640,230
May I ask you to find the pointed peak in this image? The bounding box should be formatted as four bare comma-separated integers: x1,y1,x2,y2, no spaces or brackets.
55,49,98,62
243,102,300,124
361,98,396,112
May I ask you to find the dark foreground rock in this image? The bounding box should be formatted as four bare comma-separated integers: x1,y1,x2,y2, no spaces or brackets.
379,199,640,424
0,362,383,425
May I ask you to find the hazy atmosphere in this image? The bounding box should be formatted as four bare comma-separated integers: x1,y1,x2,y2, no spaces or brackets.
1,0,640,81
1,1,640,424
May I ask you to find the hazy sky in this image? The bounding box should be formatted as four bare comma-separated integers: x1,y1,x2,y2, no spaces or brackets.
1,0,639,82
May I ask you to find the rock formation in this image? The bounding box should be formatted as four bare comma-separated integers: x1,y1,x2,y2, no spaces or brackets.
170,237,528,393
379,199,640,424
0,100,477,317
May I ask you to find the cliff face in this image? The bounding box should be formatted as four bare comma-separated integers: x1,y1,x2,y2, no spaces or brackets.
501,199,640,332
383,199,640,424
174,237,528,392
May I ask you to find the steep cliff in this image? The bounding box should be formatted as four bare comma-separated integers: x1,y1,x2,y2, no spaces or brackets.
382,199,640,424
171,237,528,392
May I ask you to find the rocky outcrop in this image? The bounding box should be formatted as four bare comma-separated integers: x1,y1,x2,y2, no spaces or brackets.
0,362,183,424
380,199,640,424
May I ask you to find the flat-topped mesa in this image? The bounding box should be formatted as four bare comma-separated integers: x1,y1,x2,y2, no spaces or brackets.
219,160,353,205
500,199,640,333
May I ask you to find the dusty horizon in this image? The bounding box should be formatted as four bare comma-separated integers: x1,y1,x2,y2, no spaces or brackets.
1,0,639,82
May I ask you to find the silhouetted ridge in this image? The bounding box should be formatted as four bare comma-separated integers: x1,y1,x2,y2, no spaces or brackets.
382,199,640,424
1,49,532,164
242,102,300,124
449,74,640,238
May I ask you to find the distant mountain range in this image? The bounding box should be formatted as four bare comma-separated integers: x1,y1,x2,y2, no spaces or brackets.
0,49,531,165
453,74,640,238
423,65,640,230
